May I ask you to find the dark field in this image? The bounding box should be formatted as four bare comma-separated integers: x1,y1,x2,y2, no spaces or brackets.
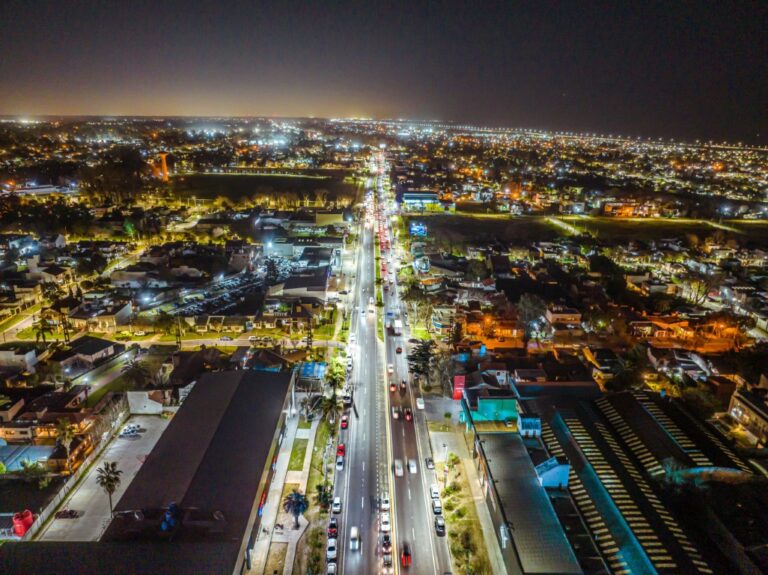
170,173,359,203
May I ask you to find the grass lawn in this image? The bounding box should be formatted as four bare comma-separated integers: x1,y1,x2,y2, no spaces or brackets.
264,542,287,575
16,327,67,341
410,323,431,341
0,303,41,333
438,458,492,575
298,417,313,430
288,438,309,472
307,419,332,517
85,354,168,408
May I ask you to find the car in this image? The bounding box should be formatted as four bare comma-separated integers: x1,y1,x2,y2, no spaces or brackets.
415,397,425,410
336,443,346,457
387,364,394,374
401,543,412,567
327,517,338,538
326,563,337,575
382,552,393,574
380,512,391,532
432,498,442,515
336,455,344,470
119,429,138,438
389,381,396,392
380,493,390,511
430,484,440,499
368,307,374,314
404,408,413,421
391,406,400,420
408,459,417,474
220,335,232,341
248,335,258,342
326,538,338,560
134,331,146,337
425,457,435,470
435,516,446,536
332,497,342,513
399,380,406,392
394,459,404,477
395,346,402,354
382,532,392,552
342,394,352,406
340,415,348,429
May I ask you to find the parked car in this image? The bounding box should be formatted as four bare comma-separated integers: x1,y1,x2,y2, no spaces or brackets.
435,516,446,536
220,335,232,341
382,532,392,552
415,397,425,410
425,457,435,470
430,484,440,499
340,415,348,429
336,455,344,470
327,517,338,538
432,498,442,515
336,443,346,457
332,497,342,513
380,493,390,511
326,538,337,560
380,512,391,533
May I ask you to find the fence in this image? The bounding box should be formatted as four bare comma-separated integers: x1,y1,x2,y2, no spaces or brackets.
21,395,129,541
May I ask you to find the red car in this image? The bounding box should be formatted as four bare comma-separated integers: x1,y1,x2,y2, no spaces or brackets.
389,382,397,393
328,517,338,538
340,415,349,429
401,543,412,567
337,443,346,457
404,408,413,421
395,346,402,354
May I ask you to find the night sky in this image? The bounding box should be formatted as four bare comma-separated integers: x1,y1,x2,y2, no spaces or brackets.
1,1,766,142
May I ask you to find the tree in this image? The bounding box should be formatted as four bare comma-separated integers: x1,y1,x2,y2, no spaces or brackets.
407,339,436,387
467,259,488,281
517,293,547,346
41,282,64,303
315,482,332,510
283,489,309,529
96,461,122,516
55,418,75,474
19,459,49,490
153,311,176,335
450,322,463,346
120,359,151,390
33,318,50,344
318,394,343,432
264,257,280,285
325,357,346,391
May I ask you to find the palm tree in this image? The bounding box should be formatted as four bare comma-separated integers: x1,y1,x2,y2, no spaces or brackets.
120,359,151,390
96,461,122,516
314,482,332,510
55,418,76,473
283,489,309,529
33,319,49,344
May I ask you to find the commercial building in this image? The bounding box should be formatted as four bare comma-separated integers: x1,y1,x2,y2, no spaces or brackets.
0,369,296,575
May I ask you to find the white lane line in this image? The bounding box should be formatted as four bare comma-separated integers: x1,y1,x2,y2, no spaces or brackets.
362,461,365,472
408,488,411,500
362,496,365,509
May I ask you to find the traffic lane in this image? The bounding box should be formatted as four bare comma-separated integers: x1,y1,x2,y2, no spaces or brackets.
342,226,383,574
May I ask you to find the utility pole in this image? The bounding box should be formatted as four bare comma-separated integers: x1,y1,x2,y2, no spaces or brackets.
175,316,182,349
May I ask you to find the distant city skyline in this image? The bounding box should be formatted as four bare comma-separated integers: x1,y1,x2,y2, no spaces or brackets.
1,1,766,143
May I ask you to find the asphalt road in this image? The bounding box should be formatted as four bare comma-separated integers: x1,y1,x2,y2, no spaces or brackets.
376,168,452,575
335,197,390,573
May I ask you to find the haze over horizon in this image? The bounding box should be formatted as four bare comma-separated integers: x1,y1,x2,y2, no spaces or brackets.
1,0,766,143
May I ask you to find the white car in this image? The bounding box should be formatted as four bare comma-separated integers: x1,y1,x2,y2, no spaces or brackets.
430,484,440,500
394,459,404,477
336,455,344,470
380,512,391,533
387,364,394,375
332,497,342,513
415,397,425,410
326,538,338,560
326,563,337,575
408,459,418,474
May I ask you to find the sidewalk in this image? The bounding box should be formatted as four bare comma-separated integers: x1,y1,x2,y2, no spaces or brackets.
429,430,506,575
249,412,301,575
250,413,318,575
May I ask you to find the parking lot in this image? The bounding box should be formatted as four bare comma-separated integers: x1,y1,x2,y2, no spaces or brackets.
37,415,170,542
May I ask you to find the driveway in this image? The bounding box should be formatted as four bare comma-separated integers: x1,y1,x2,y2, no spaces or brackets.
38,415,169,541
